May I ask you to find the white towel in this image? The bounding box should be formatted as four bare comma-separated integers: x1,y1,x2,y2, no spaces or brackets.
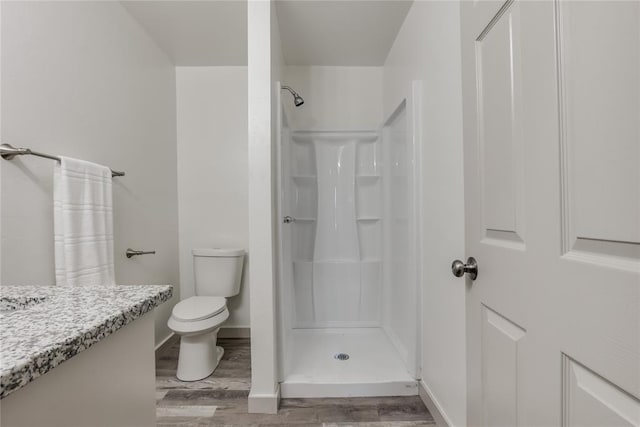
54,157,116,286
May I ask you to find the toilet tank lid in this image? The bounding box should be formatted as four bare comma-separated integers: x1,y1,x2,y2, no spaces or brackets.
192,248,245,257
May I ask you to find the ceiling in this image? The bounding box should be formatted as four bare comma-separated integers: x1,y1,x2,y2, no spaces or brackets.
275,0,412,66
120,0,412,67
120,1,248,66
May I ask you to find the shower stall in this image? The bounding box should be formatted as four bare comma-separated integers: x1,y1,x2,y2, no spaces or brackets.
276,83,422,397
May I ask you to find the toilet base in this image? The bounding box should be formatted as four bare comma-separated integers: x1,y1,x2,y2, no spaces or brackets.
176,329,224,381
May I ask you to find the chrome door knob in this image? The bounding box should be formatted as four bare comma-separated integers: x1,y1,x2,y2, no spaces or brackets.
452,257,478,280
283,216,295,224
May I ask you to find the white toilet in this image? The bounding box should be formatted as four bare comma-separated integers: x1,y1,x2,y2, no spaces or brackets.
168,248,245,381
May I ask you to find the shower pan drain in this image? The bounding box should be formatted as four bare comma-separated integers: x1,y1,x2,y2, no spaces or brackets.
334,353,350,361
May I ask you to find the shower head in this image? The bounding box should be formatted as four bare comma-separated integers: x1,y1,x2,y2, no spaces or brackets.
281,85,304,107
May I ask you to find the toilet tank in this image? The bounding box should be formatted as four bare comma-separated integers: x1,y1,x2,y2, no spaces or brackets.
192,248,245,297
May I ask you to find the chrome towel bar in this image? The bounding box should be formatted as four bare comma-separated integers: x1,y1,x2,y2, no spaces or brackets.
0,143,125,177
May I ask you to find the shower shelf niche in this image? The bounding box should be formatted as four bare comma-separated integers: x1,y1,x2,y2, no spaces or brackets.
284,130,384,329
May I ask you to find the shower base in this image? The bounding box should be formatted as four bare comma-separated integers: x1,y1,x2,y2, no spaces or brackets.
280,328,417,398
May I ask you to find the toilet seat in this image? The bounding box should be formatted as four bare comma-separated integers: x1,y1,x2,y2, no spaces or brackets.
172,296,226,321
168,296,229,336
168,306,229,336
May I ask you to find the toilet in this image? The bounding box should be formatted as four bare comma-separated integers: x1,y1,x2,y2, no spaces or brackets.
168,248,245,381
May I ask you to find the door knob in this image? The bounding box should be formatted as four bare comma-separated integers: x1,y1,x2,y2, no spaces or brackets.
283,216,295,224
451,257,478,280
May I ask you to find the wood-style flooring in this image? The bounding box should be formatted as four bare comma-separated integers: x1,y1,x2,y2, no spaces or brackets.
156,338,435,426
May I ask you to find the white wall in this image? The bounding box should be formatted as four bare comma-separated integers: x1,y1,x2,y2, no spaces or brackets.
175,66,250,329
0,1,180,346
384,2,466,426
247,0,281,414
283,66,383,131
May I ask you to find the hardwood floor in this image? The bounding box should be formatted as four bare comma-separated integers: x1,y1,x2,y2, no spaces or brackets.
156,338,435,426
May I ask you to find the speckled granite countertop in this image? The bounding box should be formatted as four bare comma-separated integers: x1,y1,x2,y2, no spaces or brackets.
0,285,172,399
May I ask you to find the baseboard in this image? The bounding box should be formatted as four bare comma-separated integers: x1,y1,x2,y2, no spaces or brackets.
218,326,251,338
281,380,418,398
155,332,178,353
248,384,280,414
419,379,453,427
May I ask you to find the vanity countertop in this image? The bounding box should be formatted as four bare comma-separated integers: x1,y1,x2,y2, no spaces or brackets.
0,284,172,399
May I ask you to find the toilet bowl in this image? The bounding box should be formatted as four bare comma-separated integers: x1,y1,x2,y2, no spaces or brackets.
168,296,230,381
168,248,244,381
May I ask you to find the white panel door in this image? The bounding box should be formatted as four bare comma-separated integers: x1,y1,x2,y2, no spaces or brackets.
460,1,640,425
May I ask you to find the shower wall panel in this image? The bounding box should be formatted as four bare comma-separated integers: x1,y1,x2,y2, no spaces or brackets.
314,141,359,261
382,100,416,368
288,131,382,328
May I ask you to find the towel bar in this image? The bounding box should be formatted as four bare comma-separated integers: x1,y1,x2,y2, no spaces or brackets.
0,143,125,177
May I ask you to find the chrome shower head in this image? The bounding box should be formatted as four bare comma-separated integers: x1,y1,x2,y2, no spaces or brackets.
282,85,304,107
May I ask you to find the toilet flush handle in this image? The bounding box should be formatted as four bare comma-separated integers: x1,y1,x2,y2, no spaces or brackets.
283,216,296,224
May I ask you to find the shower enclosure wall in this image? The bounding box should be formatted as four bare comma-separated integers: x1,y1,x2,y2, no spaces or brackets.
277,85,421,398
